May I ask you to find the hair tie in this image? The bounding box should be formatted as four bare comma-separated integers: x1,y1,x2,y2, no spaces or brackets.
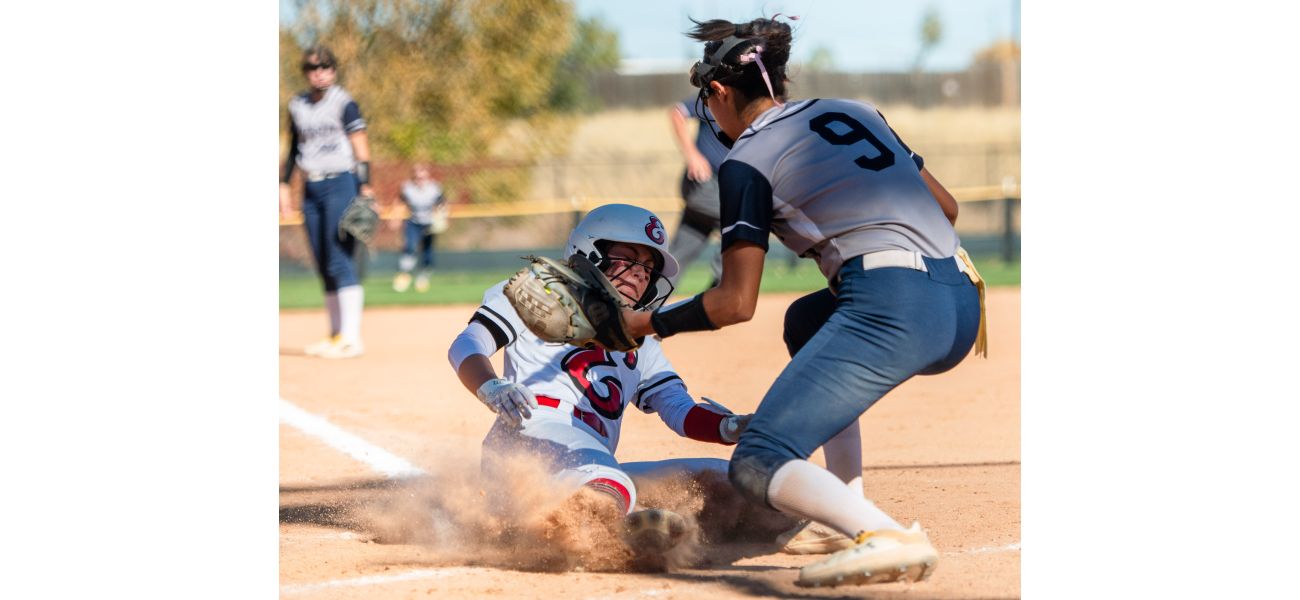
738,46,782,106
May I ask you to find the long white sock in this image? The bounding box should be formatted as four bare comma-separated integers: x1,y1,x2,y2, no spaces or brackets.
337,285,364,342
768,459,903,538
823,421,864,498
324,292,341,337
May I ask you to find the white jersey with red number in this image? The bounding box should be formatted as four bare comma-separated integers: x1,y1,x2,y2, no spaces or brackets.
471,281,693,454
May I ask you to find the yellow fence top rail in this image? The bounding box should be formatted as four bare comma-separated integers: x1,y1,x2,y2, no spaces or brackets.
278,184,1019,226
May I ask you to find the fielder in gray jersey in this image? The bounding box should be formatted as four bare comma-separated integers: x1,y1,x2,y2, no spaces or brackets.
618,17,983,588
391,164,447,293
286,86,366,176
279,45,373,359
718,97,958,281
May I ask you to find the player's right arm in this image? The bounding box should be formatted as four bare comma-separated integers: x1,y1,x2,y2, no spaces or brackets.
623,158,770,338
447,283,537,427
279,114,299,220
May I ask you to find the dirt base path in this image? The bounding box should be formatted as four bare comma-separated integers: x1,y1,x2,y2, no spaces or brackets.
280,288,1020,599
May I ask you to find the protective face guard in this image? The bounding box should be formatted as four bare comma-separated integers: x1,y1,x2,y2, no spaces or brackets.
689,35,750,95
591,249,675,311
688,35,751,149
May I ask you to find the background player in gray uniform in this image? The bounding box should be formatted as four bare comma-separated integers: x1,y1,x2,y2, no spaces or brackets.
666,98,728,287
619,17,981,587
280,45,372,359
391,163,447,293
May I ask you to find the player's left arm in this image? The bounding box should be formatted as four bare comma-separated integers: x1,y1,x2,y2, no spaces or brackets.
632,340,751,444
344,100,373,197
921,168,958,225
638,379,750,445
348,130,372,197
875,108,958,225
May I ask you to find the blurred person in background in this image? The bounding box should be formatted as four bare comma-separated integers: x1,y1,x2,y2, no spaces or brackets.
666,98,726,289
280,45,372,359
391,163,448,293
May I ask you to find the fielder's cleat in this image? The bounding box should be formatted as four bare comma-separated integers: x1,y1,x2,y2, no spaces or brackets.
320,338,364,359
304,335,340,356
392,272,412,292
795,522,938,588
414,273,430,292
776,520,857,555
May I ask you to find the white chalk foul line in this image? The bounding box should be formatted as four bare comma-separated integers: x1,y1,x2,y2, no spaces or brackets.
279,398,426,479
950,543,1021,555
281,545,1023,595
280,567,487,595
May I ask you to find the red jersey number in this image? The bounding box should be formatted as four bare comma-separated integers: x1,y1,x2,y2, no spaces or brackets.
562,348,625,420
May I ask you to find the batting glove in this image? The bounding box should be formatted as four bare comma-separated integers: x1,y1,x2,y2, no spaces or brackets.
476,378,538,428
720,413,753,444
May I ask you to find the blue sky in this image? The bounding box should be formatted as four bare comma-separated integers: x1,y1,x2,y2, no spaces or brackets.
280,0,1019,73
574,0,1018,72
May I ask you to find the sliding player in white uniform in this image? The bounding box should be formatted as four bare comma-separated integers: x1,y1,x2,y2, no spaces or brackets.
447,204,781,560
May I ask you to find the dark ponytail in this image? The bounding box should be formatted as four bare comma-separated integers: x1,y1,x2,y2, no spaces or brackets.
688,17,794,101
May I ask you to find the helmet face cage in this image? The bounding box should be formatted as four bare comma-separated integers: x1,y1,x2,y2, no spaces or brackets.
565,205,680,311
592,241,672,310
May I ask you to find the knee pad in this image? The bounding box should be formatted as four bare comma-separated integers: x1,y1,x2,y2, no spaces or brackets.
728,448,778,509
782,289,836,357
782,304,818,358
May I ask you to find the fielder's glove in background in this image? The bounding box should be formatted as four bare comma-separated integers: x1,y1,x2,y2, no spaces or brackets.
503,254,640,352
338,194,379,243
701,397,752,444
476,378,537,428
720,414,753,444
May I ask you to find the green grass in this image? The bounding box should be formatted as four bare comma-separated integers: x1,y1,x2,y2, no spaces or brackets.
279,258,1019,309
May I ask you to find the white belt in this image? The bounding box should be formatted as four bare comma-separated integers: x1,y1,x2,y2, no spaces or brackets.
853,249,968,274
305,171,349,182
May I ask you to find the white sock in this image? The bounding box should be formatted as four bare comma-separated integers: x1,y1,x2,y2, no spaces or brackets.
823,421,864,498
337,285,364,342
768,459,903,538
324,292,341,337
398,254,416,272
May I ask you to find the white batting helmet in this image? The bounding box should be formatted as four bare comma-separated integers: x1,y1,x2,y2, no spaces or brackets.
565,204,680,310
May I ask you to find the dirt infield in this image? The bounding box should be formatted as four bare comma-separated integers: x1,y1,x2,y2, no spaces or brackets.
279,288,1020,599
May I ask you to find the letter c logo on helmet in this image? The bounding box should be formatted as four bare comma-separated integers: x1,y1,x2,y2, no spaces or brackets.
645,216,665,245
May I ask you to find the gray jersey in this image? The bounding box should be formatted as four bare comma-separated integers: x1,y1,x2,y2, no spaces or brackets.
718,98,959,282
287,86,366,176
401,180,445,225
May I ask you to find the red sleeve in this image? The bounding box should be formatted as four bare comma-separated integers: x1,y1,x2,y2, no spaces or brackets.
683,406,729,445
